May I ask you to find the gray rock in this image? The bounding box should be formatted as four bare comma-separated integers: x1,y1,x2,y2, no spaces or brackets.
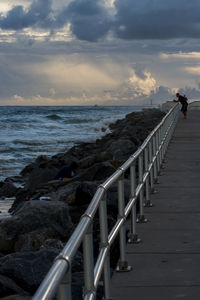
107,139,136,160
0,182,17,198
0,274,29,298
25,167,58,190
14,228,61,252
45,181,80,203
0,201,73,253
78,162,116,181
0,249,59,295
40,239,64,251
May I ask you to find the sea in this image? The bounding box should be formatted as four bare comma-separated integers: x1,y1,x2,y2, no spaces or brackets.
0,105,149,183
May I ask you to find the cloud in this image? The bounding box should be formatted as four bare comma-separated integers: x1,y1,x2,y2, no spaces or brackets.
114,0,200,40
65,0,112,41
129,70,157,96
178,86,200,100
184,67,200,75
0,0,54,30
160,52,200,60
2,0,200,42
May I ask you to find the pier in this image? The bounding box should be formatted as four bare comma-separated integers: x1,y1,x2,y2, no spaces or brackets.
111,109,200,300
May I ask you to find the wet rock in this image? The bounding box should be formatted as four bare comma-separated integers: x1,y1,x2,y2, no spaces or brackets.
44,181,81,203
0,249,59,295
78,162,116,181
9,189,29,213
107,139,136,160
14,228,61,252
25,167,59,191
40,239,64,251
75,181,99,206
0,182,17,198
0,201,73,253
0,274,29,298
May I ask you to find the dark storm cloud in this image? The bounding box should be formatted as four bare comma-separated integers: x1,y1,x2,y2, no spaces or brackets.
114,0,200,40
0,0,53,30
0,0,111,41
1,0,200,41
59,0,112,41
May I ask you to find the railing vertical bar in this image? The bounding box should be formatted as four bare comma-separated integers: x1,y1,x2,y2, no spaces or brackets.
116,175,131,272
99,192,112,299
83,223,95,298
153,135,158,183
57,269,72,300
137,153,147,223
144,147,152,207
160,123,165,165
158,128,162,171
149,140,154,192
128,163,141,243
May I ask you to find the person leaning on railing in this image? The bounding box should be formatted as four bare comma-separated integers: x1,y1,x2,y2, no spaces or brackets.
173,93,188,119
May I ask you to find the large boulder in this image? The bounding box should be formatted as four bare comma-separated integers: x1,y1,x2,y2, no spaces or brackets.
0,274,29,298
0,182,17,198
0,249,59,295
43,181,81,203
0,200,73,253
78,162,116,182
106,139,136,160
24,167,59,190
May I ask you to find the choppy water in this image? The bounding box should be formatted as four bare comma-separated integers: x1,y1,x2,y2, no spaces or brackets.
0,105,146,182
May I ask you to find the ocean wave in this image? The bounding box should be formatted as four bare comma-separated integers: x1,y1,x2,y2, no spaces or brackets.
63,118,97,124
13,139,46,146
0,123,27,130
46,114,62,120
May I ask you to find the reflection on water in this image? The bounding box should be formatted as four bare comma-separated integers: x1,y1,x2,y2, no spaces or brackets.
0,198,15,220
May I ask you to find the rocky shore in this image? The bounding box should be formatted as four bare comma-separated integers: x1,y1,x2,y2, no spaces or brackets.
0,108,165,299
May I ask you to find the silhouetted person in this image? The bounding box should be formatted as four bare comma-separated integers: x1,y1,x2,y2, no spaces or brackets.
54,161,78,181
174,93,188,119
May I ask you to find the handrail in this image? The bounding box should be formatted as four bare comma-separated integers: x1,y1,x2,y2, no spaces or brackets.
33,103,180,300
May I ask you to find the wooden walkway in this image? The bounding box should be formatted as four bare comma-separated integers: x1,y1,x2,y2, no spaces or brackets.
111,110,200,300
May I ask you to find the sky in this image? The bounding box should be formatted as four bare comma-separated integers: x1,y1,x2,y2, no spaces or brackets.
1,0,200,105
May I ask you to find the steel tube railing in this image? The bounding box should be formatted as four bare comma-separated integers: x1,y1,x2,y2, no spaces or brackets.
33,103,180,300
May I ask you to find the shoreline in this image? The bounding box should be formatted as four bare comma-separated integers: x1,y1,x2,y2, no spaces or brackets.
0,105,151,183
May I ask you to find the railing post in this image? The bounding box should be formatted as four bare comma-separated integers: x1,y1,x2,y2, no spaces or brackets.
159,128,163,168
128,163,141,243
116,175,132,272
149,139,154,193
144,147,152,207
153,135,158,183
137,153,147,223
99,192,112,300
156,130,160,175
57,269,72,300
83,223,95,298
160,123,165,167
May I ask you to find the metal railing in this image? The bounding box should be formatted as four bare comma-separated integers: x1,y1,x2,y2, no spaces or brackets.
33,103,180,300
